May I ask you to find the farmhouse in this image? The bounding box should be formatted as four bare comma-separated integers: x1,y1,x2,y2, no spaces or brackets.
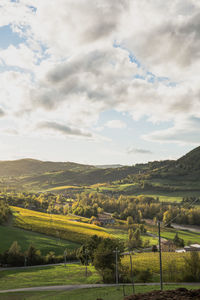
97,213,115,226
184,244,200,252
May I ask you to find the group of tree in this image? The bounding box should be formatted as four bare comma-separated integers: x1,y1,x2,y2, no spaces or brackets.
0,241,77,267
2,190,200,226
0,199,10,224
77,235,124,283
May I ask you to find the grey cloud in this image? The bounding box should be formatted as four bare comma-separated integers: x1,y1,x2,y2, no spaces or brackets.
37,121,93,138
81,0,130,43
31,49,123,110
127,147,153,154
0,108,5,117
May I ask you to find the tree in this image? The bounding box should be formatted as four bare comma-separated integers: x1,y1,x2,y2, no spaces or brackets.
183,251,200,281
93,238,124,283
152,245,158,252
173,233,184,247
26,245,42,266
8,241,21,255
7,241,24,266
127,216,134,227
163,210,173,226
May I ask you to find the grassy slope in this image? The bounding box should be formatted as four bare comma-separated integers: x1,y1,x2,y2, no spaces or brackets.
1,285,200,300
0,264,101,290
0,225,79,255
146,224,200,244
12,207,112,244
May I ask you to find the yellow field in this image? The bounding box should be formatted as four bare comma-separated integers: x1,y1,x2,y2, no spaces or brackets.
11,207,111,244
122,252,187,275
46,185,82,191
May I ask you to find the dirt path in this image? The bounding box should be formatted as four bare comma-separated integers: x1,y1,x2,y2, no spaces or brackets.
0,283,200,294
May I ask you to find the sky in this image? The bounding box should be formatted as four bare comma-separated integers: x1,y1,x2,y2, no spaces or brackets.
0,0,200,165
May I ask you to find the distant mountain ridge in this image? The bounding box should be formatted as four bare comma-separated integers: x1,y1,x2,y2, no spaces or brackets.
0,158,95,177
0,146,200,192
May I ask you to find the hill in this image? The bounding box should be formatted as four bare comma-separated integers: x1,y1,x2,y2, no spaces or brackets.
1,146,200,193
0,158,95,177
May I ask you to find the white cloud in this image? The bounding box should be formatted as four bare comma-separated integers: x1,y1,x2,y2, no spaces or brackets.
105,120,126,129
144,117,200,145
0,44,37,70
0,0,200,147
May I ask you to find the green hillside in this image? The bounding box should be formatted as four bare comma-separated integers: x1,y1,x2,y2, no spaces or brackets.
0,225,79,255
0,158,95,177
1,146,200,194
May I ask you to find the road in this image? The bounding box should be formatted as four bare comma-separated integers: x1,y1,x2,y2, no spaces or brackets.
0,283,200,293
172,223,200,233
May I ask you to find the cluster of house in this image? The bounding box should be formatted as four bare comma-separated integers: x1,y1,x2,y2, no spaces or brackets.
160,240,200,253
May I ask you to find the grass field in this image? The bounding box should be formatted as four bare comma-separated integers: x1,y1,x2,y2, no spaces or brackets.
122,252,187,276
0,264,101,290
12,207,112,244
0,225,80,255
146,224,200,244
0,285,200,300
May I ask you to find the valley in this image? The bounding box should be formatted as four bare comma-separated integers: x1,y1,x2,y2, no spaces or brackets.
0,146,200,298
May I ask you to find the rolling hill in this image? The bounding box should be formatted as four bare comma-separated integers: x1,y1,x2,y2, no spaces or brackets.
0,146,200,193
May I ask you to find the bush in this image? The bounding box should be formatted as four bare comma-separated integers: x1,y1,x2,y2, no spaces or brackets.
137,268,152,283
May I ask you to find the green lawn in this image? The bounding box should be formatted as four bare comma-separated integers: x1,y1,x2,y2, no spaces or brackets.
0,225,80,255
161,229,200,244
0,264,101,290
0,285,200,300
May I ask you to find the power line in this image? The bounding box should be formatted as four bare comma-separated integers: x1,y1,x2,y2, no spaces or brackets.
164,196,200,228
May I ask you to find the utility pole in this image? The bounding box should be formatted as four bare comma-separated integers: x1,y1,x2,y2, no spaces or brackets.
64,250,67,267
158,221,163,291
24,256,27,267
129,252,135,294
85,249,88,277
114,247,119,285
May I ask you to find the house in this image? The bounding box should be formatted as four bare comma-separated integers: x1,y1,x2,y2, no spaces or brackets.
97,213,115,226
184,244,200,252
161,240,176,252
175,249,186,253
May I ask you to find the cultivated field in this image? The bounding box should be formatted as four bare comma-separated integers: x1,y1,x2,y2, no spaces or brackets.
122,252,188,281
12,207,112,244
0,225,79,255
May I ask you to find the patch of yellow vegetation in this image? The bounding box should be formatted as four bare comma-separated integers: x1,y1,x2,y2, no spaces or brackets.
122,252,187,274
11,206,112,244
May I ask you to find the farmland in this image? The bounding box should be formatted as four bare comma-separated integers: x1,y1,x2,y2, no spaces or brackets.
122,252,189,281
0,264,101,290
12,207,112,244
0,225,79,255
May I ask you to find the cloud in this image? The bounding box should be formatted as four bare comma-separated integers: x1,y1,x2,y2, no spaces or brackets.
144,117,200,145
127,147,153,155
105,120,126,129
0,0,200,147
121,0,200,80
37,121,93,138
0,44,37,70
0,108,5,117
